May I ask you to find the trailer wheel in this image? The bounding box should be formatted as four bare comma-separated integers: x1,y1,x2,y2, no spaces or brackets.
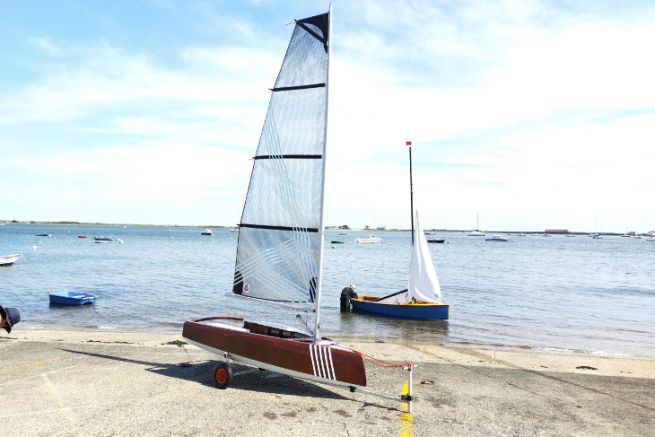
213,362,232,389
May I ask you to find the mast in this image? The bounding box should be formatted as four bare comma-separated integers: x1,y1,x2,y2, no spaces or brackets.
313,4,331,341
407,140,414,245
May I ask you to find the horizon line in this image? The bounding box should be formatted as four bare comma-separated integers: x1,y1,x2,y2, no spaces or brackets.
2,220,653,235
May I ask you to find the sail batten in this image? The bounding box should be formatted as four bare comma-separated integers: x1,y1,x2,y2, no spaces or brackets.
233,11,330,308
239,223,320,233
253,154,322,160
271,83,325,92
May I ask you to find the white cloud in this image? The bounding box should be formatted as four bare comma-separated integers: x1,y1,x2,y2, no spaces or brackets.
0,43,275,126
321,3,655,231
2,2,654,231
1,142,251,225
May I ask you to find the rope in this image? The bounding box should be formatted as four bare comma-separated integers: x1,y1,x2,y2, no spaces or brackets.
350,348,413,370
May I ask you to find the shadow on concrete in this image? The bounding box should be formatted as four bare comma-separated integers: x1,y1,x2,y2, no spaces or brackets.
59,347,349,400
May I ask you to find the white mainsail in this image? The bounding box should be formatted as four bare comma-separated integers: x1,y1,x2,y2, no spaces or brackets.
407,211,442,302
232,13,330,316
376,211,442,304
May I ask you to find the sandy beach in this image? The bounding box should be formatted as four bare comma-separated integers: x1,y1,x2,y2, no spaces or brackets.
1,329,654,436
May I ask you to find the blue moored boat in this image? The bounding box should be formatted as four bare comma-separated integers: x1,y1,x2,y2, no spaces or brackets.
346,210,450,320
344,141,450,320
49,291,98,305
350,296,449,319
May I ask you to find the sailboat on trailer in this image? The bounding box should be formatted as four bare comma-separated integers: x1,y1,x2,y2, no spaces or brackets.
182,8,413,402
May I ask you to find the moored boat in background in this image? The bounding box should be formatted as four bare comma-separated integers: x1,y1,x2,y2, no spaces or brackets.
486,234,509,242
346,141,449,320
354,234,383,244
468,213,485,236
49,291,97,305
0,253,22,266
348,211,450,320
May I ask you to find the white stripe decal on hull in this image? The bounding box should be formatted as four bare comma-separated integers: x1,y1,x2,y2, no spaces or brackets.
326,345,336,380
309,342,317,377
318,345,326,378
310,344,335,380
323,346,333,379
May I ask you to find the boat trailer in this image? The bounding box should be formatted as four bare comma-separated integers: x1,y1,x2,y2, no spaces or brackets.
215,351,415,412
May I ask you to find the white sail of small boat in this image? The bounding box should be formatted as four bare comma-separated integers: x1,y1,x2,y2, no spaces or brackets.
468,212,485,236
376,211,441,304
408,211,442,302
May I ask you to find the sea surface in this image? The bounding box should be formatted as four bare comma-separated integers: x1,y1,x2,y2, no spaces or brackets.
1,224,654,357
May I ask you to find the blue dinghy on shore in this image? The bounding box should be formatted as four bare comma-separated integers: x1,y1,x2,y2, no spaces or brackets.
49,291,98,305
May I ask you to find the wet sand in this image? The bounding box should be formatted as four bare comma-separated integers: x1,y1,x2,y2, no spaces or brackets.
1,329,654,436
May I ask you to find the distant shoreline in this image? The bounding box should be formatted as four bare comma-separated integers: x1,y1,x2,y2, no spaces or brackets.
2,220,653,236
0,220,229,229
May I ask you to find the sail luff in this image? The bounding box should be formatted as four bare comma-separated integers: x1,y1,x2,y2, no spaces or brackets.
313,5,332,341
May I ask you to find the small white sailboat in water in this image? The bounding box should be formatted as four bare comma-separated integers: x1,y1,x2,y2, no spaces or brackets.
468,212,485,236
345,141,449,319
347,211,449,319
182,7,414,407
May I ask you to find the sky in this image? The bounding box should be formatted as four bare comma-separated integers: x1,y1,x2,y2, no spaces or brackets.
1,1,654,233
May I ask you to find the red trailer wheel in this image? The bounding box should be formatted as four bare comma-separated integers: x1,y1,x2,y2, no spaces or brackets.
214,362,232,389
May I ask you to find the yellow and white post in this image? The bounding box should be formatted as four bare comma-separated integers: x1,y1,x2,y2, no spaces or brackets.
399,363,414,436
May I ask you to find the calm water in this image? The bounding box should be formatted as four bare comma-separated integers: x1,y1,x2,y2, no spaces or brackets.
1,224,654,357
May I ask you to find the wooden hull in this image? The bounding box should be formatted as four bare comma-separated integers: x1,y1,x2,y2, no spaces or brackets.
351,296,450,320
182,317,367,388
